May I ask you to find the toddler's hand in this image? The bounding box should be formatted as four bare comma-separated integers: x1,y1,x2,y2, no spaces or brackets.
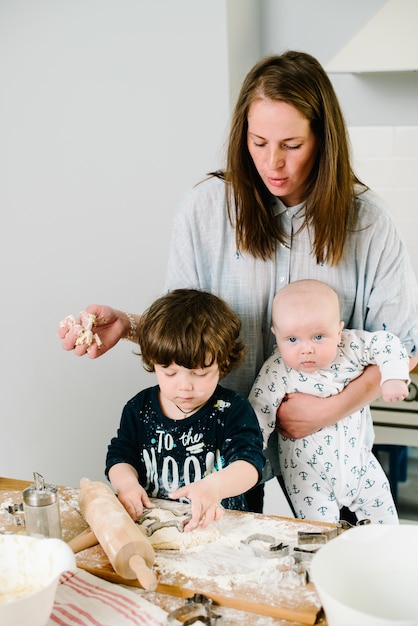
169,482,224,531
117,486,155,521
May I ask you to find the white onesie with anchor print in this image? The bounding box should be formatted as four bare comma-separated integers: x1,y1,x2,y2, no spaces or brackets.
249,328,410,524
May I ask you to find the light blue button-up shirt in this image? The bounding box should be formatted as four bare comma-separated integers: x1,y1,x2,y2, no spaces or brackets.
165,176,418,401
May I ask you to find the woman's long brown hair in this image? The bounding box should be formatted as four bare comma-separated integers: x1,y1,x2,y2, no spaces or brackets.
217,50,366,264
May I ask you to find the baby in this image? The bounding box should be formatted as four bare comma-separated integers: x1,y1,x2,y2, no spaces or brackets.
249,279,409,524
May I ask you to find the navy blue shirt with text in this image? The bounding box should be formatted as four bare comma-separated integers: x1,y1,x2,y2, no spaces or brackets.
105,384,264,511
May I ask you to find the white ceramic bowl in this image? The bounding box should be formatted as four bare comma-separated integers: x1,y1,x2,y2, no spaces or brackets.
310,524,418,626
0,534,76,626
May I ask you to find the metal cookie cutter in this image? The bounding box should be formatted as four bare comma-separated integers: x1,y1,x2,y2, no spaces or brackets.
336,518,371,534
167,593,222,625
240,533,290,558
138,508,192,537
291,561,309,585
290,547,317,585
293,548,317,561
0,502,25,528
297,527,338,545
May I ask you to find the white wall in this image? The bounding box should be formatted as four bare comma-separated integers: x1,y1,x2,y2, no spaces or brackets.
349,125,418,275
0,0,237,486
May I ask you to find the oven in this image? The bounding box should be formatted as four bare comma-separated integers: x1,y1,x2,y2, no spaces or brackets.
371,373,418,504
371,373,418,448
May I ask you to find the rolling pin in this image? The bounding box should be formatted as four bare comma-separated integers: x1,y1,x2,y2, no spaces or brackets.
78,477,157,591
68,527,99,553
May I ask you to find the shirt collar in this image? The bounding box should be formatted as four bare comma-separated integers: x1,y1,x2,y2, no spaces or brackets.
271,196,305,218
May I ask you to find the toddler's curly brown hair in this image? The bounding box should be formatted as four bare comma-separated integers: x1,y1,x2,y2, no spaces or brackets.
138,289,245,378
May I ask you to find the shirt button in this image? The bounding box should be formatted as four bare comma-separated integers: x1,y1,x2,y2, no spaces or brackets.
279,276,285,283
286,210,290,217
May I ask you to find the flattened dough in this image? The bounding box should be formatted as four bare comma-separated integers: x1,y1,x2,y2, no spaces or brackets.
137,507,219,550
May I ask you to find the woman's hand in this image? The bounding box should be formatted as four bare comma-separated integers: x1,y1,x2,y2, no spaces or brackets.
277,365,382,438
276,394,329,438
57,305,135,358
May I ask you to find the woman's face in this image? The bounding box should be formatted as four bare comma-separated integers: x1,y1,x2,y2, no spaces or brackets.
247,98,318,207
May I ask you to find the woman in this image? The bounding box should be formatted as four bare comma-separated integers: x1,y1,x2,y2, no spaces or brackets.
59,51,418,511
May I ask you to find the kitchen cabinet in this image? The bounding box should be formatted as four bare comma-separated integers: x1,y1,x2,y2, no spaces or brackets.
326,0,418,73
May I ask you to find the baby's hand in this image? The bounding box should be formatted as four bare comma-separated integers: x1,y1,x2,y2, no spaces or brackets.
381,379,409,403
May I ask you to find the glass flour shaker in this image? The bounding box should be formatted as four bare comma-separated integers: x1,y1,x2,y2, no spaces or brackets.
23,471,62,539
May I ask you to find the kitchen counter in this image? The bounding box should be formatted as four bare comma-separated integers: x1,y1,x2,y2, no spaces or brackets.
0,477,329,625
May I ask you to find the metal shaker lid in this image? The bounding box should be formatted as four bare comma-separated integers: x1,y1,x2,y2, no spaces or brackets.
22,472,58,506
23,484,58,506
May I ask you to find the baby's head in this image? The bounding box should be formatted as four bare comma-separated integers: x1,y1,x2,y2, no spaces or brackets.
138,289,245,378
272,279,344,373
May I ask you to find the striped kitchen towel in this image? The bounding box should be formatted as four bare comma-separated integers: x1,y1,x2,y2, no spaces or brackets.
48,569,168,626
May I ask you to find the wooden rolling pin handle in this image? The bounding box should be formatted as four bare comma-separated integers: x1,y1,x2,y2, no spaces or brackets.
68,528,99,554
129,554,157,591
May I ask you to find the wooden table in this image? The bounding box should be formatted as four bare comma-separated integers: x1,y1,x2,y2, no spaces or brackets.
0,477,328,625
0,477,32,490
